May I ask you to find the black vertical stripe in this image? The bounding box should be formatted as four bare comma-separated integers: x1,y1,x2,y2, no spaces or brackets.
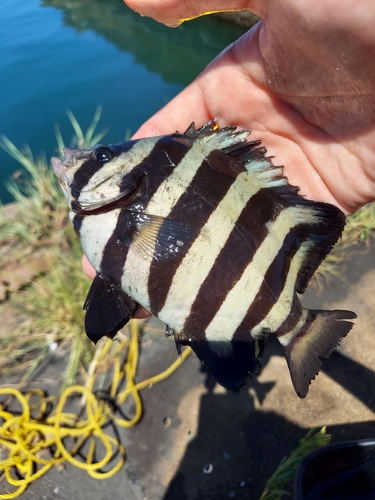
235,226,308,335
118,134,193,195
72,214,84,235
99,135,192,284
182,188,280,335
147,149,243,315
99,210,139,287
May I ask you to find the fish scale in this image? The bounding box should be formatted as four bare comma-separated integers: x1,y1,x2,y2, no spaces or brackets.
52,121,356,398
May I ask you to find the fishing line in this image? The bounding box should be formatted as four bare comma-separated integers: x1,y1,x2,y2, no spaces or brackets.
0,321,192,499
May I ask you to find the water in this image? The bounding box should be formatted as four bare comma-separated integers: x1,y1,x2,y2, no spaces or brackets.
0,0,247,204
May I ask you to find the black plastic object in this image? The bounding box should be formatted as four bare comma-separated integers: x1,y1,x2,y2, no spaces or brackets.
294,439,375,499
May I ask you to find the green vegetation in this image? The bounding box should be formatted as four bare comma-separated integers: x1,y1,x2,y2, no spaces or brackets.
0,108,107,388
259,427,331,500
317,202,375,280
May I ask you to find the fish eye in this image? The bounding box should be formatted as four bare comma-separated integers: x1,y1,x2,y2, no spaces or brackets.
92,147,113,163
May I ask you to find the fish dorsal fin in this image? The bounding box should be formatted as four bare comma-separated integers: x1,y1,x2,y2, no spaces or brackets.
182,121,254,153
182,122,294,190
182,121,201,138
83,274,137,344
183,121,220,139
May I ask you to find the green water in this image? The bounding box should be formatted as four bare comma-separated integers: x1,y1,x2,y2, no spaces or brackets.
0,0,248,204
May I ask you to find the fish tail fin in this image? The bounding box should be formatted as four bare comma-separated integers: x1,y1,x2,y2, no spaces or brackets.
283,309,356,398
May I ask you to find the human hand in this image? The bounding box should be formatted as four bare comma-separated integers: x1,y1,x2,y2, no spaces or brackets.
83,0,375,317
125,0,375,215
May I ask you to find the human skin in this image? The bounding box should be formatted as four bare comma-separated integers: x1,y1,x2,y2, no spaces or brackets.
82,0,375,317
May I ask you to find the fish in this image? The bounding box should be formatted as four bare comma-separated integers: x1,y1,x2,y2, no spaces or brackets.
51,121,356,398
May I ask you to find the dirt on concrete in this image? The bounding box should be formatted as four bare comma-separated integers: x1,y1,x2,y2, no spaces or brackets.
0,239,374,500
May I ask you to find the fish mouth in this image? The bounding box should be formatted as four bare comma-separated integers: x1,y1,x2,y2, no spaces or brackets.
52,149,145,215
51,156,66,179
51,147,80,179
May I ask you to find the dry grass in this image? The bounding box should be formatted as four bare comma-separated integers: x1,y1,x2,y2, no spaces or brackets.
0,109,106,388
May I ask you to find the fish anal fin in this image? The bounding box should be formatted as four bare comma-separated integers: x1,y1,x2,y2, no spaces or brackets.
283,309,356,398
186,337,261,393
84,274,137,344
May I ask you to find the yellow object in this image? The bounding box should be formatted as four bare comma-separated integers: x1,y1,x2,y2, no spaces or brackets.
0,321,192,498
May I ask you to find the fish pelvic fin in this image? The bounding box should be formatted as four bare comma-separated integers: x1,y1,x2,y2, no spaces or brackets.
186,337,261,392
282,309,356,398
84,274,137,344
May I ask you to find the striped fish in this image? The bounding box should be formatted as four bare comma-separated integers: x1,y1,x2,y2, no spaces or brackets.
52,122,356,398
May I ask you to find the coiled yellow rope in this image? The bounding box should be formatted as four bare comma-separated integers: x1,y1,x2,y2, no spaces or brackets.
0,321,192,498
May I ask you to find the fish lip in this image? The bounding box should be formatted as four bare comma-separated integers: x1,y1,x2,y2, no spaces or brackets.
51,156,65,178
51,147,82,180
51,156,76,205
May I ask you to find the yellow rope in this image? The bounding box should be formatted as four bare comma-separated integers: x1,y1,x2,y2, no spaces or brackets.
0,321,192,498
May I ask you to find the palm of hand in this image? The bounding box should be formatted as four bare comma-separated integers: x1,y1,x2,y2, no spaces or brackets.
130,0,375,215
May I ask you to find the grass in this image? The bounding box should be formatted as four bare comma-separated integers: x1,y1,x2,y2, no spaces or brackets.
259,427,331,500
317,202,375,280
0,108,107,388
0,139,66,249
14,229,94,389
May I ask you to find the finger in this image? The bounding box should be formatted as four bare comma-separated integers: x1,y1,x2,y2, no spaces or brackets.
82,254,96,279
131,31,338,208
133,306,152,319
124,0,262,27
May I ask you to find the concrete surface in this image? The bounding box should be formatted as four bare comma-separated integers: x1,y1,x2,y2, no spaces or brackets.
1,239,375,500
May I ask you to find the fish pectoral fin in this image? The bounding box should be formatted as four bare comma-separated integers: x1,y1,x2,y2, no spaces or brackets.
83,274,137,344
130,212,194,262
283,309,356,398
188,337,261,393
